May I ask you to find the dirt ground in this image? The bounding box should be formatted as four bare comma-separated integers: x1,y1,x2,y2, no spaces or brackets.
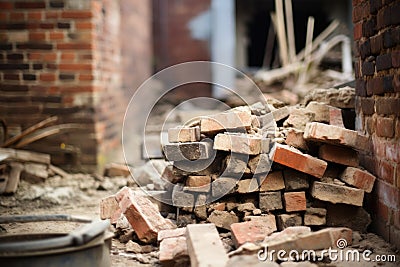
0,172,399,267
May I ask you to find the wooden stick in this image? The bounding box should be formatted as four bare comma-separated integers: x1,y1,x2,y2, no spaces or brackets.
275,0,289,66
296,19,339,61
3,116,58,148
285,0,296,63
263,14,277,68
298,16,315,84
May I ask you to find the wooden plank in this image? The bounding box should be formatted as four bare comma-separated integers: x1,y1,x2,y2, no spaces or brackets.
275,0,289,66
3,116,58,148
285,0,296,63
0,148,50,164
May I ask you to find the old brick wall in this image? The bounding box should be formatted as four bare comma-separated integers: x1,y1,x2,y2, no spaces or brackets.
353,0,400,248
0,0,140,172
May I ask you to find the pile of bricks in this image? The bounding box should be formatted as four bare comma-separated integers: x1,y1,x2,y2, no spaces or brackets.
101,87,377,265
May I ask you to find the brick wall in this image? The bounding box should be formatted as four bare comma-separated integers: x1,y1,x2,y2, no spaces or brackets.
353,0,400,248
0,0,140,172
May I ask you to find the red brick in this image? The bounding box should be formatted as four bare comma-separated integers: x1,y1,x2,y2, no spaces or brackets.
311,181,364,206
231,217,277,248
61,53,75,60
214,133,261,155
29,32,46,41
9,12,25,20
0,2,13,9
159,236,188,264
285,128,309,151
186,175,211,188
376,53,392,71
377,159,395,184
375,98,400,116
283,191,307,212
99,195,121,224
61,11,93,19
40,73,56,82
57,43,92,50
45,11,59,19
28,52,42,60
304,122,369,151
329,107,345,127
79,74,94,81
75,21,93,29
340,167,376,193
200,110,252,134
319,144,359,167
116,186,176,243
354,22,362,40
386,141,400,163
272,143,327,178
158,228,186,243
15,2,45,9
376,116,395,138
27,11,43,20
49,32,64,40
376,180,400,210
43,53,57,61
259,171,285,191
168,126,200,143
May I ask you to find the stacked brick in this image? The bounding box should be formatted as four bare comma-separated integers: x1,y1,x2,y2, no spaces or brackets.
353,0,400,248
159,88,376,237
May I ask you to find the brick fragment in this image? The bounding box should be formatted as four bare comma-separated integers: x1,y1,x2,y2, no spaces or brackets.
276,214,303,230
304,207,327,226
186,175,211,188
163,140,214,161
158,228,186,243
231,218,277,248
159,236,189,265
214,133,261,155
116,187,176,243
272,106,290,122
207,210,239,230
339,167,376,193
248,153,271,174
304,122,369,150
237,178,259,194
100,195,121,224
168,126,200,143
104,163,130,177
318,144,359,167
259,191,283,212
259,171,285,191
283,108,315,131
271,143,327,178
212,177,237,198
285,128,309,151
172,186,195,207
284,192,307,212
329,108,345,128
311,181,364,206
200,110,252,134
305,101,330,122
186,224,228,267
223,153,249,175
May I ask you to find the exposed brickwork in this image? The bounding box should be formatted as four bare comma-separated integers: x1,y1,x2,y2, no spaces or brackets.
0,1,151,171
354,0,400,249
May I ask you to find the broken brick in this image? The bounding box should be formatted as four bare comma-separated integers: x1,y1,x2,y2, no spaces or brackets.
172,185,195,207
158,228,187,243
200,110,252,134
163,141,214,161
304,207,327,226
248,153,271,174
237,178,259,194
103,163,130,177
284,191,307,212
318,144,359,167
168,126,200,143
212,177,238,198
159,236,189,265
339,167,376,193
99,195,121,224
214,133,261,155
304,122,368,150
116,187,176,243
305,101,330,123
271,144,327,178
272,106,290,122
186,175,211,188
223,153,249,175
186,224,229,267
283,108,315,131
259,191,283,212
231,218,277,248
283,169,309,191
311,181,364,206
207,210,239,230
329,107,345,127
259,171,285,191
285,128,309,151
276,214,303,230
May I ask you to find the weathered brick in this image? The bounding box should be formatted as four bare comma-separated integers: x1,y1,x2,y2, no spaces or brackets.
237,178,259,194
207,210,238,230
283,169,309,190
271,106,290,122
283,108,315,131
285,128,309,151
186,175,211,188
356,79,367,96
116,187,175,243
370,34,383,55
158,228,187,243
376,53,392,71
361,61,375,76
223,153,249,175
359,39,371,59
319,144,359,167
231,217,277,248
100,195,121,224
248,153,271,174
376,116,395,138
164,140,214,161
159,236,189,265
214,133,261,155
304,207,327,226
375,98,400,116
259,191,283,211
173,186,195,207
354,21,362,40
392,51,400,68
186,224,228,267
311,181,364,206
360,97,375,115
103,162,130,178
276,214,302,230
284,191,307,212
259,171,285,191
168,126,200,143
304,122,369,151
340,167,376,193
212,177,237,198
362,17,376,38
200,109,252,134
271,143,327,178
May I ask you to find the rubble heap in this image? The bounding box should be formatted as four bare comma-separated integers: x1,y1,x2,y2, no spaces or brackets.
101,87,377,266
